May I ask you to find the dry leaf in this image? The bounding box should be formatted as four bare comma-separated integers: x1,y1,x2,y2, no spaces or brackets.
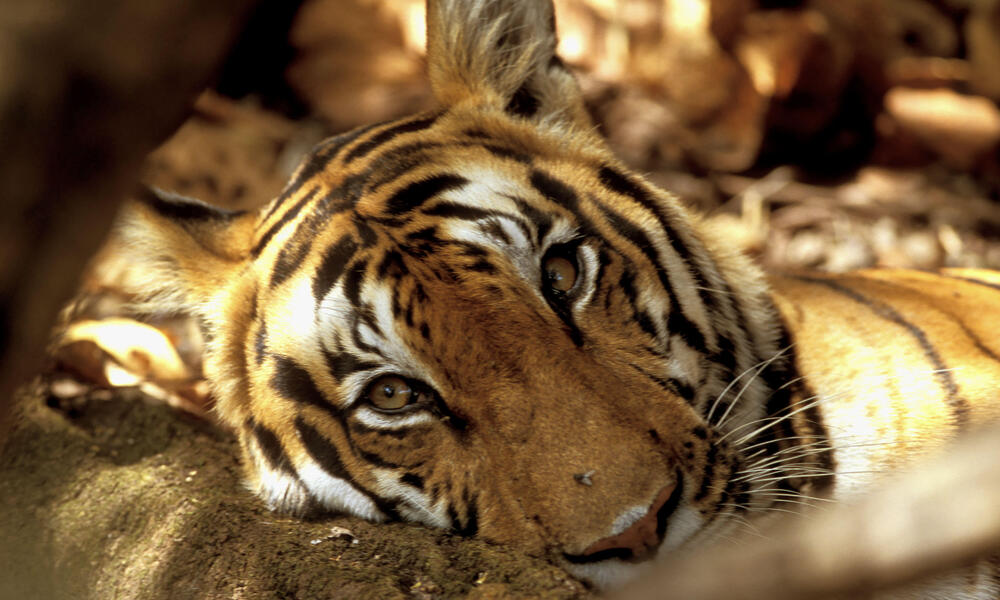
57,318,192,384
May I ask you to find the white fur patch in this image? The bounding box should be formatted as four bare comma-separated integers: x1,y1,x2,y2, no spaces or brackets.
254,467,311,514
297,460,385,522
564,559,654,590
353,407,436,430
373,471,450,529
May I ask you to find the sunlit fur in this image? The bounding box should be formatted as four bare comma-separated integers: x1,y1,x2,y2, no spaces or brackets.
113,0,1000,594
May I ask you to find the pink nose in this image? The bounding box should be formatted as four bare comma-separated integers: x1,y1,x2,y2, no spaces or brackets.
565,478,683,564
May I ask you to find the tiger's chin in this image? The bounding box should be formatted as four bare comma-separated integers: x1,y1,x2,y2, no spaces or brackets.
561,503,708,590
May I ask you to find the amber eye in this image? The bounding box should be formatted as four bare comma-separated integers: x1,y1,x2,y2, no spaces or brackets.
366,376,415,411
543,255,578,293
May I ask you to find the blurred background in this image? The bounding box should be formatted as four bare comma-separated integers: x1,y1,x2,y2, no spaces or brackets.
144,0,1000,273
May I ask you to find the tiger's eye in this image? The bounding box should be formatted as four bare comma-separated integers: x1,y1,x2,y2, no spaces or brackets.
367,376,414,411
544,256,577,293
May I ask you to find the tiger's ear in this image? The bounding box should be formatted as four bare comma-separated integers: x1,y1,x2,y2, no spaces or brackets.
426,0,591,129
112,187,258,317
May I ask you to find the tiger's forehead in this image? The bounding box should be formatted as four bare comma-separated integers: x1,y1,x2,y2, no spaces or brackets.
250,113,609,401
250,111,611,290
255,110,609,236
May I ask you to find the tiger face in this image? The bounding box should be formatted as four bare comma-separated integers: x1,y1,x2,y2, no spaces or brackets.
119,0,822,587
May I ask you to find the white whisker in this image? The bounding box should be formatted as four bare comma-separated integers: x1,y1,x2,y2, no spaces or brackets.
705,344,794,426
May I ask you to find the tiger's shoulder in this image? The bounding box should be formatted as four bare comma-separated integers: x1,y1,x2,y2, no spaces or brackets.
771,267,1000,496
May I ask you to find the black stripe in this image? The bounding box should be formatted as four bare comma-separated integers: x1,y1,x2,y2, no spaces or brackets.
942,273,1000,293
598,203,709,355
350,315,381,356
252,187,318,257
693,444,719,502
254,321,268,365
356,447,406,469
354,215,377,247
711,334,737,373
376,250,406,280
655,472,684,541
730,477,752,512
343,258,368,308
530,169,578,211
879,278,1000,364
272,356,339,420
312,236,359,304
402,226,441,259
248,418,295,474
386,175,469,215
365,138,530,197
666,310,709,357
275,184,362,271
598,165,728,328
359,305,383,339
599,204,668,284
295,415,349,480
796,275,970,427
343,114,440,163
316,173,367,214
295,416,401,520
482,144,532,164
506,195,553,247
630,363,694,403
458,244,488,258
138,186,246,222
753,328,835,497
270,235,314,289
480,221,512,245
617,266,639,307
364,141,444,193
601,168,754,405
422,202,501,221
953,315,1000,362
465,259,497,274
456,490,479,537
323,348,377,383
400,472,424,491
264,121,385,222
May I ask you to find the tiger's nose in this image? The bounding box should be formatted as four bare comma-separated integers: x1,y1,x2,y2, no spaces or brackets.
564,478,684,564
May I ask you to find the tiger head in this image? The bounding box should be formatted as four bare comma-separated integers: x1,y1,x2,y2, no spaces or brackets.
118,0,815,587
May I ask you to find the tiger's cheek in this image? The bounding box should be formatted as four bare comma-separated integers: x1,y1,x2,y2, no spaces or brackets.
345,421,442,471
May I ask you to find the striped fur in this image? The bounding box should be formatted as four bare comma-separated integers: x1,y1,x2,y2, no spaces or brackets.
112,0,1000,593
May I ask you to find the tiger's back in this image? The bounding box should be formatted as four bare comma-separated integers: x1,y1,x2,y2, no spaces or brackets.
111,0,1000,595
772,269,1000,499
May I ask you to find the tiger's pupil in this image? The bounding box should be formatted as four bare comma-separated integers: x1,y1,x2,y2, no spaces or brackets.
368,376,414,411
544,256,577,293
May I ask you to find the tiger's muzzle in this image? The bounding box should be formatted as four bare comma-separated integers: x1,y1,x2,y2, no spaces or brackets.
564,474,684,564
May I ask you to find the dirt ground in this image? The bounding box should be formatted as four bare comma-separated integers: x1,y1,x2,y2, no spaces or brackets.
0,385,588,599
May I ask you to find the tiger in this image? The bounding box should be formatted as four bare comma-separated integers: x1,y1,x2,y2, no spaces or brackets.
111,0,1000,593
